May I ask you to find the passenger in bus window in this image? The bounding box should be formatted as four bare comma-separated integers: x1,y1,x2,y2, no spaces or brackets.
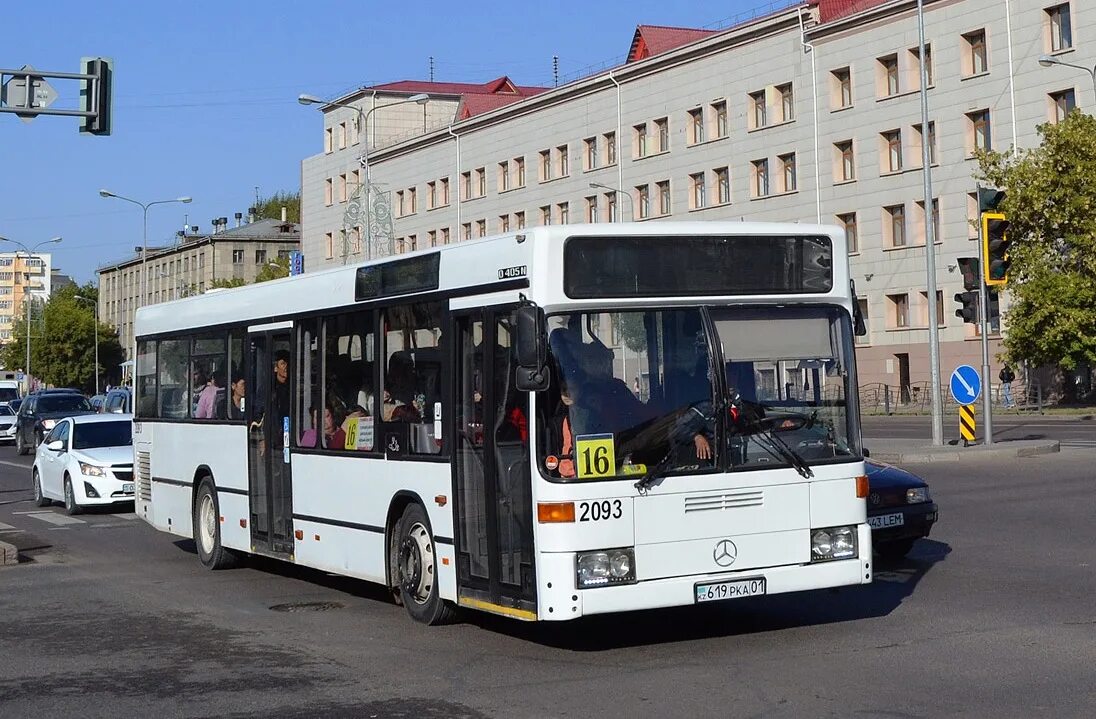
273,349,291,428
299,404,346,449
195,370,223,419
548,378,577,479
228,375,245,420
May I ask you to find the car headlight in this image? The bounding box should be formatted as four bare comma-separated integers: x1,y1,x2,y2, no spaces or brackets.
906,487,930,504
41,419,56,430
576,547,636,588
811,525,858,561
79,462,105,477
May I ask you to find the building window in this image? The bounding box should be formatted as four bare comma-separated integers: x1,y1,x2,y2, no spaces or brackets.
462,222,472,240
427,181,436,209
557,145,569,177
967,109,992,153
688,108,705,145
715,167,730,204
585,196,599,223
396,190,406,217
879,54,900,96
255,249,267,264
919,290,946,327
1050,88,1077,123
324,127,333,154
962,30,988,76
657,181,671,216
752,159,770,198
324,232,334,259
461,171,472,200
498,215,509,233
916,198,941,245
339,174,348,203
606,192,617,222
440,177,450,205
1047,4,1073,52
604,131,617,166
838,212,859,253
777,83,794,122
888,293,910,329
831,67,852,109
856,298,870,344
885,204,907,247
882,129,903,173
337,122,347,150
408,187,417,213
231,249,242,264
351,227,361,254
584,137,598,170
514,212,525,230
913,122,937,165
634,124,647,158
779,153,797,192
713,101,728,138
514,157,526,187
540,206,551,226
475,167,486,197
539,150,551,181
655,118,669,152
748,90,767,129
557,202,570,225
476,220,486,238
690,172,706,209
636,185,650,219
910,45,933,88
324,178,333,206
835,140,855,182
498,161,510,192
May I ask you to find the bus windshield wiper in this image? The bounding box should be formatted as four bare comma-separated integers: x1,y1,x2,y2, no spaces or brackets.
730,404,814,479
633,401,717,492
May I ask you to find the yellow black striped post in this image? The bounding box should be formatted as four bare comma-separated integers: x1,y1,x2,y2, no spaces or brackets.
959,404,976,446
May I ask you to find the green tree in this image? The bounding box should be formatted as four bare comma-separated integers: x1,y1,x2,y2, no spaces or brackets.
1,283,125,393
974,111,1096,373
256,255,290,282
209,277,247,290
254,190,300,224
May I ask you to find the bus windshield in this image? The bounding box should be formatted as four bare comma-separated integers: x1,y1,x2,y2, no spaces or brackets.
539,306,859,482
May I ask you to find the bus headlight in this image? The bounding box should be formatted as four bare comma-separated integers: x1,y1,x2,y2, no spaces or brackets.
811,526,857,561
576,547,636,588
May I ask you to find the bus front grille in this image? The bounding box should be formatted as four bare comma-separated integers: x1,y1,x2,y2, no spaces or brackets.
136,450,152,502
684,490,764,514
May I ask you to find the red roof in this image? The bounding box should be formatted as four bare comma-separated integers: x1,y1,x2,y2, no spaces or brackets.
811,0,889,23
627,24,718,63
368,76,549,118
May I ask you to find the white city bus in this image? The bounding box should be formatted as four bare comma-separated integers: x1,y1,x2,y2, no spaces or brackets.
133,222,871,624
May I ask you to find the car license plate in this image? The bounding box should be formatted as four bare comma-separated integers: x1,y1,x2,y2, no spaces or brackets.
695,577,766,603
869,512,904,530
122,483,135,494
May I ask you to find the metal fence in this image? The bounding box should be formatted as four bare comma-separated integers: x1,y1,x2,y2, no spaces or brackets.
859,380,1043,415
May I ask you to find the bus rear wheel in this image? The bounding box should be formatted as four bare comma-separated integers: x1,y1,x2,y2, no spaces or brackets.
395,503,457,625
193,478,240,570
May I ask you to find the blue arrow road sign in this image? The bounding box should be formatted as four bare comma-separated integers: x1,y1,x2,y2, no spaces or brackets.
950,364,982,405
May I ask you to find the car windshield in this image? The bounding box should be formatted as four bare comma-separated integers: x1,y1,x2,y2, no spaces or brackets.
37,395,92,413
538,306,860,482
0,405,14,416
72,421,132,450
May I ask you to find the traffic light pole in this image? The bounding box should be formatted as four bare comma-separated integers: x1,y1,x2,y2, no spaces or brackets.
976,220,994,445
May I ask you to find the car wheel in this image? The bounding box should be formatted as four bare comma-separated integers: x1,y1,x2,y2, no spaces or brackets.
395,503,458,625
32,469,50,507
63,475,82,516
16,431,28,456
193,478,240,570
876,538,916,562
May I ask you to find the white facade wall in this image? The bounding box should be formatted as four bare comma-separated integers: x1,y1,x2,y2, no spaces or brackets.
300,0,1091,388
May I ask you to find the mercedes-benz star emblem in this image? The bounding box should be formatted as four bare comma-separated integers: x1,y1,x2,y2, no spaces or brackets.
713,539,737,567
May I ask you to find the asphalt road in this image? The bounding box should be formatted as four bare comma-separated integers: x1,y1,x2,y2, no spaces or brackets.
863,413,1095,448
1,442,1095,718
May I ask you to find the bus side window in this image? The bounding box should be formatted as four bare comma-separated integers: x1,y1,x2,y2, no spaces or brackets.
382,302,445,455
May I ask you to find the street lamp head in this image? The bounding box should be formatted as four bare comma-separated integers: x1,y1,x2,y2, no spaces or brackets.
409,93,430,105
99,189,114,198
1038,54,1057,67
178,196,193,204
298,93,326,106
47,236,62,244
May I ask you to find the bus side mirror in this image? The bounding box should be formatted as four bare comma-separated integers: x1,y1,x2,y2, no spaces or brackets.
514,305,550,392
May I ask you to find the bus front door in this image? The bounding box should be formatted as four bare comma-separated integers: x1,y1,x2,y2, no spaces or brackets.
246,331,295,556
453,309,537,618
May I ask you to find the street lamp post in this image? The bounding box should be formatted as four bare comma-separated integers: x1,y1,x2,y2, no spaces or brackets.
589,182,634,222
98,190,192,311
0,235,62,393
74,295,99,395
299,92,430,259
1038,54,1096,98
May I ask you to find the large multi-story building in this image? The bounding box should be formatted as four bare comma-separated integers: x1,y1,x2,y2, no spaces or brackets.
0,252,52,344
98,217,300,355
301,0,1090,390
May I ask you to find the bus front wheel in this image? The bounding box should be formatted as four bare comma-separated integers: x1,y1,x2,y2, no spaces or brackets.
193,478,240,570
395,503,457,625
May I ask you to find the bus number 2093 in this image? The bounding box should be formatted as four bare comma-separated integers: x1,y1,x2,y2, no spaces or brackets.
578,499,623,522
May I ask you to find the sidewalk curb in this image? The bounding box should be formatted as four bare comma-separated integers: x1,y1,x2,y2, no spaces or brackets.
870,440,1060,464
0,539,18,566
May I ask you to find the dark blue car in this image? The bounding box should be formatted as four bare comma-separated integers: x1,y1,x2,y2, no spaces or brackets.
865,460,939,560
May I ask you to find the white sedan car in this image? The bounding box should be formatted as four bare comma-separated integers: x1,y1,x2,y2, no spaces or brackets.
0,404,16,443
32,414,134,515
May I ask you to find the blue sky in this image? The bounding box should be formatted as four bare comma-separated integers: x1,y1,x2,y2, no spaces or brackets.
0,0,780,283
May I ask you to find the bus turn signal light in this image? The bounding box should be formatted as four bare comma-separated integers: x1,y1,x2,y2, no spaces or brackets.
856,475,869,498
537,502,576,523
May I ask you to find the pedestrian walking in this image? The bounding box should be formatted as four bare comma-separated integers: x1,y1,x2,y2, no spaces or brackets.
999,364,1016,408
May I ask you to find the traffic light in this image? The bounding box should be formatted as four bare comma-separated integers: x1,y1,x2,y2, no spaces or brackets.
79,57,113,136
982,212,1010,286
956,257,980,291
955,291,979,324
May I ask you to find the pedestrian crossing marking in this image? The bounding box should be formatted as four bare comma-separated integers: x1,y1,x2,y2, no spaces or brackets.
26,512,85,526
0,521,16,531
